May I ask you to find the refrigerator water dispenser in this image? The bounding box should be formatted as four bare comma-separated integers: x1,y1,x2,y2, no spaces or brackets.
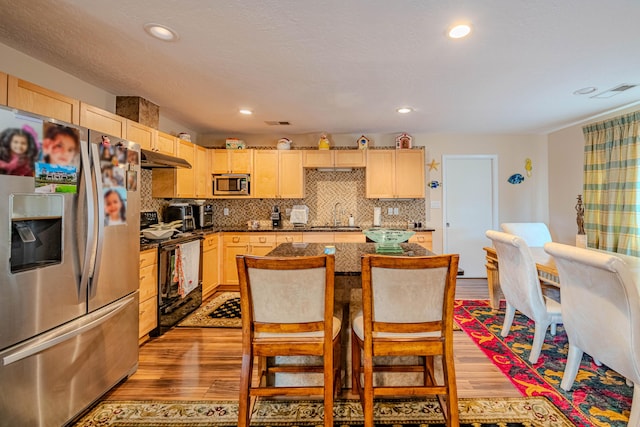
10,194,64,273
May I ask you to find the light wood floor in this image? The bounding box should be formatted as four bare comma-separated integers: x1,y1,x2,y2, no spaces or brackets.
104,278,521,401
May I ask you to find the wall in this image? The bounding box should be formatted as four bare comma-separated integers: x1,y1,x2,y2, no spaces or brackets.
547,104,640,244
201,132,548,253
0,42,198,140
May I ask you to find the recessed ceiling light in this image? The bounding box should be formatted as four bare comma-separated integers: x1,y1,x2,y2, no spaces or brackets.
239,109,253,115
396,107,413,114
144,23,179,41
573,87,597,95
448,24,472,39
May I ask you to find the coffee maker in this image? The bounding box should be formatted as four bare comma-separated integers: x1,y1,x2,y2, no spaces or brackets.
271,205,282,228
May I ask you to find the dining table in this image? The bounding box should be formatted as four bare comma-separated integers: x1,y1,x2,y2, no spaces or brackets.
484,245,640,310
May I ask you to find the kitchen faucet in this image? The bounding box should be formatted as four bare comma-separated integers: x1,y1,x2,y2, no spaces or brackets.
333,202,342,226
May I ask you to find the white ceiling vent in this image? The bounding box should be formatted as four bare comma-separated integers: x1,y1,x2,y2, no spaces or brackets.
264,120,291,126
591,84,637,99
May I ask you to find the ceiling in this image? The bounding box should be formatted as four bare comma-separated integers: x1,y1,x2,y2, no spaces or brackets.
1,0,639,137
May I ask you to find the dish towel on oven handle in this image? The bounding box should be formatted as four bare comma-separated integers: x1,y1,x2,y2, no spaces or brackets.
176,240,200,297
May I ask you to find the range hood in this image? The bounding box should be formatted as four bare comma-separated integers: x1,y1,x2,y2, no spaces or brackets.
140,149,192,169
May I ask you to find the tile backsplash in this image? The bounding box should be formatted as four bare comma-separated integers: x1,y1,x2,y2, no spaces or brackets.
140,168,425,228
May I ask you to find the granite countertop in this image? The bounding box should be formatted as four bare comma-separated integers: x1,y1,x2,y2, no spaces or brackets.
266,242,434,275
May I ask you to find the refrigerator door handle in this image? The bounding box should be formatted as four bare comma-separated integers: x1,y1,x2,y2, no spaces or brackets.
79,139,96,300
2,294,135,366
88,142,105,297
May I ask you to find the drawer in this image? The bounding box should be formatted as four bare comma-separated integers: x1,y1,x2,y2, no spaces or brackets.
138,297,158,339
276,232,303,244
302,232,334,243
334,232,365,243
203,234,218,249
139,264,157,301
249,233,276,244
140,248,157,268
223,233,250,244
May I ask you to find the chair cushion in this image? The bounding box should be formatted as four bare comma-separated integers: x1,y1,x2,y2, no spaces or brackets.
254,316,342,340
351,310,441,340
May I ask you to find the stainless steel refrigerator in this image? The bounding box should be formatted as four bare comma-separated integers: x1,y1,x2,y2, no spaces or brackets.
0,105,140,426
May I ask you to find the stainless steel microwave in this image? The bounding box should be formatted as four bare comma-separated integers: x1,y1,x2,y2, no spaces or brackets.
213,174,250,196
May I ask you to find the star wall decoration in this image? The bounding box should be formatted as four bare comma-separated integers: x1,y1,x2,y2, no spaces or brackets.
428,159,440,171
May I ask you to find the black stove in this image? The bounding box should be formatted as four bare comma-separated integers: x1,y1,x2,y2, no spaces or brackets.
140,211,203,336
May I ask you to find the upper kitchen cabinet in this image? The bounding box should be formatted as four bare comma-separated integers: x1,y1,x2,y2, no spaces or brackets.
211,149,253,174
7,76,79,124
125,120,155,151
253,150,304,198
156,131,177,156
194,145,210,198
152,138,197,198
303,149,366,168
0,72,7,105
79,103,126,137
366,149,425,198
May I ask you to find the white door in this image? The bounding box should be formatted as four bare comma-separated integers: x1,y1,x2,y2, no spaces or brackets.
443,155,498,277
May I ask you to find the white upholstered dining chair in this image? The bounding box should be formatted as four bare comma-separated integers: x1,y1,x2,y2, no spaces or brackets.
500,222,552,247
543,242,640,426
485,230,562,364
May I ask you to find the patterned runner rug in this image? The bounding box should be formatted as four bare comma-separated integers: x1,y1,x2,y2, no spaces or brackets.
178,292,241,328
74,396,572,426
179,292,461,330
454,299,633,427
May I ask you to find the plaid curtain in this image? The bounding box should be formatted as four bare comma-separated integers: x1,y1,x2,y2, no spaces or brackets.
582,111,640,256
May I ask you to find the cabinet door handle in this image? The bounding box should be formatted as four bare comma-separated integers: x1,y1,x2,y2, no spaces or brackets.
417,237,425,242
285,236,293,242
232,236,240,243
259,237,266,243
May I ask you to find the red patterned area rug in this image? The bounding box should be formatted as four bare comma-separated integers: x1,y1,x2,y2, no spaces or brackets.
454,299,633,427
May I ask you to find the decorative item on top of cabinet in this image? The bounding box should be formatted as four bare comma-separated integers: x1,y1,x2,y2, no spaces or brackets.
366,149,425,198
318,133,330,150
201,233,219,299
357,135,369,149
79,103,126,138
0,72,7,105
7,75,79,124
211,148,253,174
253,150,304,198
395,132,412,149
139,248,158,342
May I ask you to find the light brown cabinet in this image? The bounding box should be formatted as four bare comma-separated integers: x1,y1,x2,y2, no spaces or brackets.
155,131,177,156
303,149,366,168
0,72,7,105
152,138,200,198
7,75,79,124
276,232,303,244
253,150,304,198
408,231,433,250
125,120,155,151
365,149,425,198
201,233,219,299
301,232,365,243
139,248,158,341
79,103,126,137
194,145,210,198
221,233,276,287
211,149,253,174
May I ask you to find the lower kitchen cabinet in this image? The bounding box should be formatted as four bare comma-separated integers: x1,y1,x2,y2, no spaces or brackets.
276,232,303,244
302,232,365,243
138,248,158,342
201,233,219,300
408,231,433,250
221,233,276,287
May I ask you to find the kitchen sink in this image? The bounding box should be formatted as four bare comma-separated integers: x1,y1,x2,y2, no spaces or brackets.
310,226,362,231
